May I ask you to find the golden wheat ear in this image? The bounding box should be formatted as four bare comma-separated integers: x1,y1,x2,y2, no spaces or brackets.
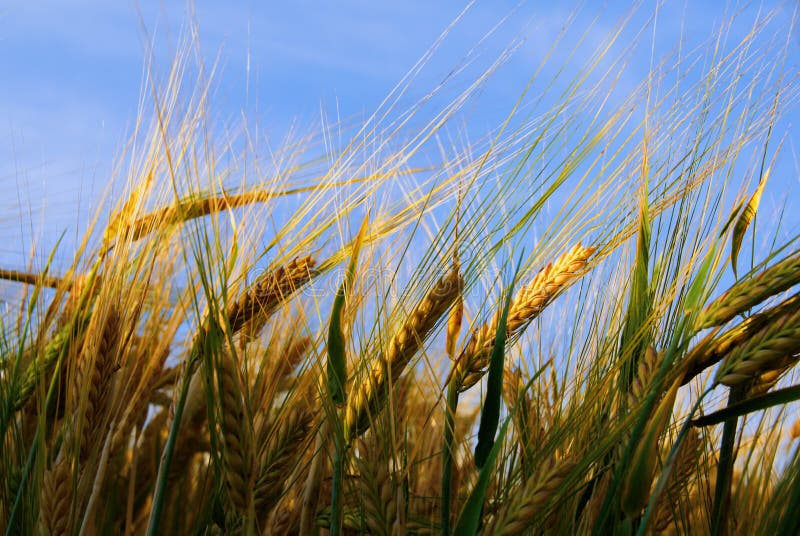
682,293,800,385
214,350,255,518
344,267,463,440
652,428,702,534
253,403,314,521
227,256,317,335
699,253,800,330
627,346,660,409
489,458,576,536
71,307,121,461
453,243,595,393
39,455,74,536
715,306,800,387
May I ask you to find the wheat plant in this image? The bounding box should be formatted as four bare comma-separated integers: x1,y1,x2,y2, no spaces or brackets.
2,4,800,536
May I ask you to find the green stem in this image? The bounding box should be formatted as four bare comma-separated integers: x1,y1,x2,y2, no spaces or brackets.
145,359,197,536
5,414,40,535
711,385,744,536
441,381,460,536
330,418,345,536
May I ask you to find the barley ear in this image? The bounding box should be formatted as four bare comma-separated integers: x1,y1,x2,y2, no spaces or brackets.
627,346,660,409
39,455,73,536
72,308,121,460
254,405,313,520
621,376,681,517
453,243,595,393
227,255,317,335
652,428,702,534
344,267,463,440
215,350,255,519
490,458,576,536
682,293,800,385
699,253,800,329
715,307,800,387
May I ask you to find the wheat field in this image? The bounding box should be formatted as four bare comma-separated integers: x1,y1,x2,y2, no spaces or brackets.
2,4,800,535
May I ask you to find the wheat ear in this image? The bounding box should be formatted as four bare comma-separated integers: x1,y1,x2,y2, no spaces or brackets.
581,472,611,531
253,405,313,517
652,428,702,534
699,253,800,329
627,346,660,409
227,256,317,334
39,455,73,536
216,350,255,516
682,293,800,385
72,308,120,459
344,267,463,440
716,306,800,386
747,356,794,396
453,244,595,393
490,458,576,536
355,438,396,535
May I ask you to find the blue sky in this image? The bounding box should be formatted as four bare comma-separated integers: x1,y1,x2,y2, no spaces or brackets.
1,1,799,271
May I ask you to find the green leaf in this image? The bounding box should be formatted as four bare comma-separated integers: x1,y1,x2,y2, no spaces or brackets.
474,253,523,469
692,383,800,427
731,171,769,277
719,197,746,239
327,215,368,405
619,185,652,393
685,242,719,322
453,419,511,536
776,453,800,534
621,375,681,517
